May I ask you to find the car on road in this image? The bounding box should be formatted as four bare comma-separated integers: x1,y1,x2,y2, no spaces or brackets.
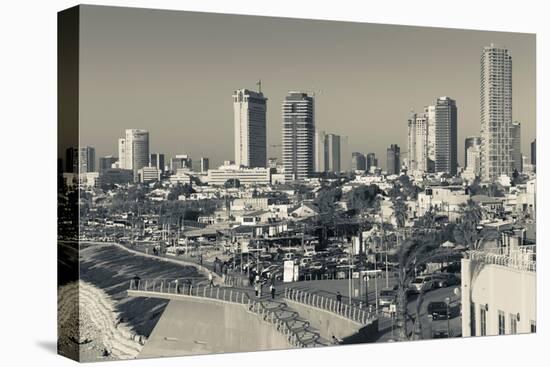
427,301,449,320
378,288,397,307
409,276,436,294
431,330,449,338
432,273,461,288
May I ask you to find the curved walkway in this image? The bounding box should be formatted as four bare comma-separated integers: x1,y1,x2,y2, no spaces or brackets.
127,279,327,347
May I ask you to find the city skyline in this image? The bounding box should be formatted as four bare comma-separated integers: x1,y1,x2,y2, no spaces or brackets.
77,6,535,170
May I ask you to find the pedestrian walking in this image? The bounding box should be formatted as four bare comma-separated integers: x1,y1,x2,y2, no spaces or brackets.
132,275,140,290
270,284,276,299
175,279,181,294
254,282,260,298
208,271,214,287
336,292,342,312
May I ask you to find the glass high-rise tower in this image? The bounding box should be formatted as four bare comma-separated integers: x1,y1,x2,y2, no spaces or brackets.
480,44,513,181
282,92,315,181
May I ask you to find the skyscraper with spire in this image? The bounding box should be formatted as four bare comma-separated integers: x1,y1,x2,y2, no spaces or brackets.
233,86,267,168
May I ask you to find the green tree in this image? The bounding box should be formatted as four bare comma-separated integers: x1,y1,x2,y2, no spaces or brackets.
346,184,383,215
167,183,195,200
453,199,500,250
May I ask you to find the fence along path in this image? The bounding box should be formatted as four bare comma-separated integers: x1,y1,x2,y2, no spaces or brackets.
284,288,378,325
128,278,327,347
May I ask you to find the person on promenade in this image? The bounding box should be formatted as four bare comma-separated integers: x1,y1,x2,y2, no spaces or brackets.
254,282,260,298
270,284,276,299
336,292,342,312
249,273,255,287
132,275,140,290
175,279,180,294
208,271,214,287
259,281,263,298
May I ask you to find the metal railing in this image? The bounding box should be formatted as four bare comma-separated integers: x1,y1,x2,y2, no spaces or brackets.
128,279,320,348
466,250,536,272
284,288,377,325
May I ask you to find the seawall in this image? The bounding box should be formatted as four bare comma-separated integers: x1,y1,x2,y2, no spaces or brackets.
138,296,292,358
285,299,379,344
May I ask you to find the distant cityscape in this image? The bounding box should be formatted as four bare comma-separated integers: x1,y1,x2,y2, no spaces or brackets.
63,44,535,189
58,38,536,361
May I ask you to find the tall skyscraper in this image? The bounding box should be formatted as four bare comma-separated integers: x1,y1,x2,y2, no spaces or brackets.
386,144,401,175
282,92,315,180
327,134,341,173
426,105,436,171
149,153,165,172
233,88,267,168
314,130,327,172
465,146,481,177
200,157,210,173
99,155,118,172
118,138,127,169
171,154,192,171
407,110,429,172
434,96,457,174
480,44,513,181
351,152,366,171
65,147,78,173
341,136,351,172
511,121,522,172
464,136,482,169
366,153,377,172
65,146,95,173
124,129,150,181
531,139,536,165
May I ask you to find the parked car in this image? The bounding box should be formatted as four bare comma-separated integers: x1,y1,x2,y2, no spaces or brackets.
261,265,281,279
299,257,313,268
431,330,449,338
427,301,449,320
409,276,436,293
308,261,324,271
432,273,461,288
379,288,397,307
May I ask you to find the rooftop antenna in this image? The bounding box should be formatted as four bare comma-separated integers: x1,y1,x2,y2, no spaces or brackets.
256,79,262,93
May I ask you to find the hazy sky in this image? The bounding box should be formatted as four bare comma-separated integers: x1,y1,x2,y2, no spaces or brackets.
79,5,536,169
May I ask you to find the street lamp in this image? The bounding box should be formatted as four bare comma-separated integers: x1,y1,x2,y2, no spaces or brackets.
445,296,451,338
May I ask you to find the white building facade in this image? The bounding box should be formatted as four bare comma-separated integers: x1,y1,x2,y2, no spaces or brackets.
282,92,315,181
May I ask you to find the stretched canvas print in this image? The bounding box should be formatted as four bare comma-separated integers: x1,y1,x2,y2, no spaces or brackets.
58,4,537,362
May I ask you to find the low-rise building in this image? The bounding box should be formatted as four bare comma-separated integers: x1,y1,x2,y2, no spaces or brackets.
138,166,160,183
461,244,536,336
207,165,271,186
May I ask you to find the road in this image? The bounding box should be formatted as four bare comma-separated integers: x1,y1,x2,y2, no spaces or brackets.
376,286,462,341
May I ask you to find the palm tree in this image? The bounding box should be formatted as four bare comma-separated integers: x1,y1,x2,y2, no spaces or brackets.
394,229,459,341
392,198,408,229
454,199,500,251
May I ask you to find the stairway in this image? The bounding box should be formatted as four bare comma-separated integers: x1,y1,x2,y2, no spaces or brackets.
255,297,329,347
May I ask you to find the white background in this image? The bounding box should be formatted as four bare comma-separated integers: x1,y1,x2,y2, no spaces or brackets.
0,0,547,366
